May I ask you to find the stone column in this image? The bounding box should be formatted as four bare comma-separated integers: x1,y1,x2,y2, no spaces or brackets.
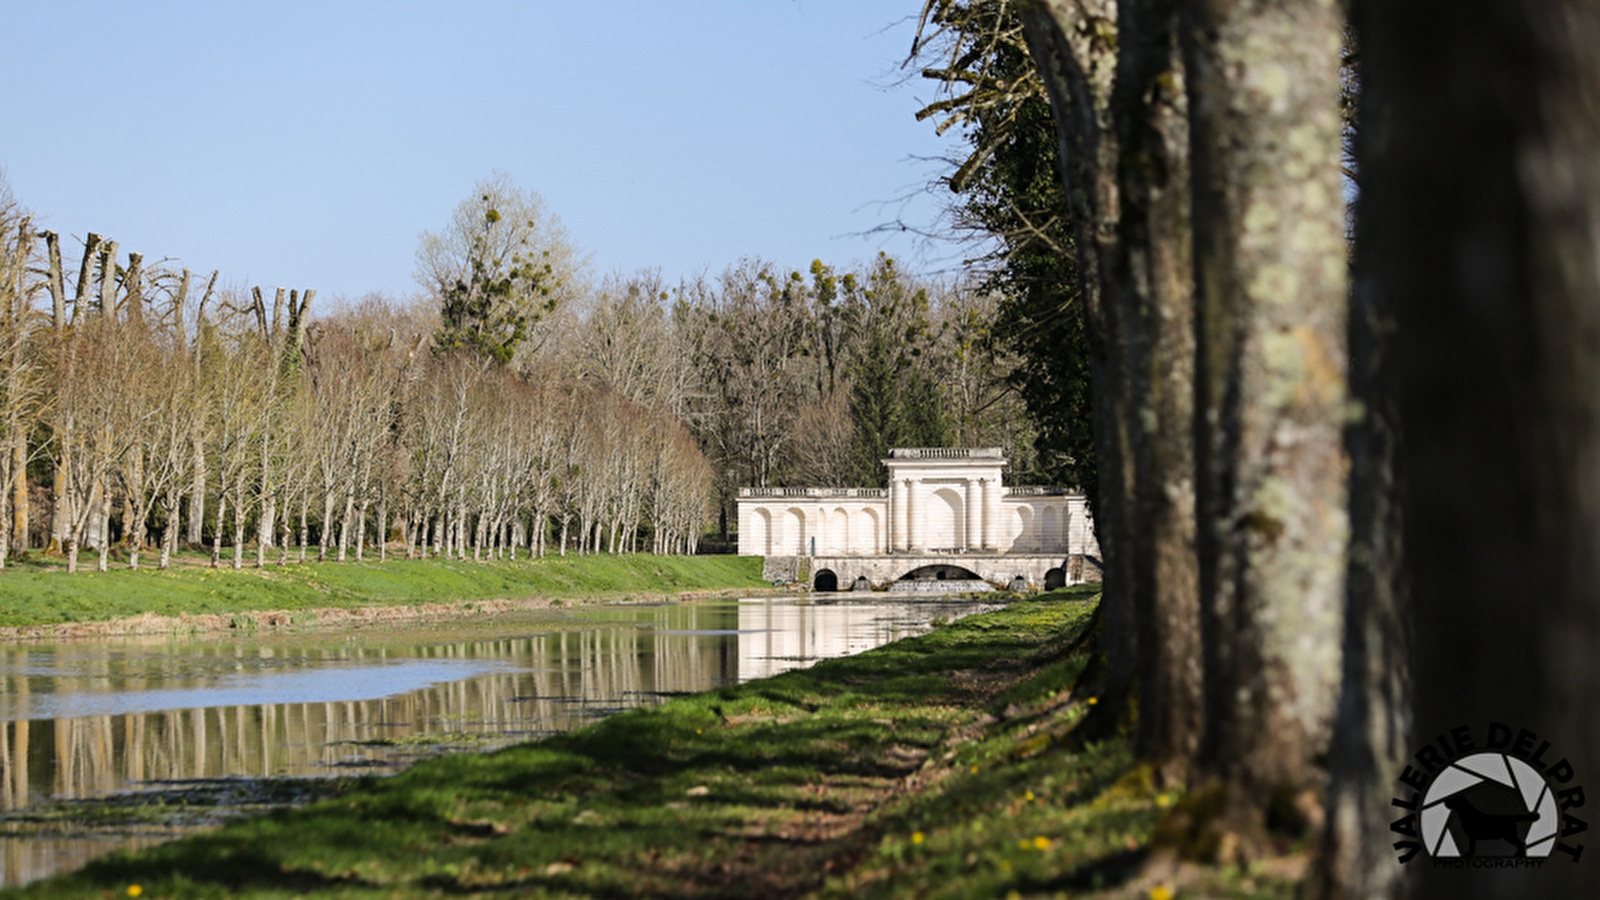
885,485,896,554
972,477,985,547
964,479,976,551
904,479,915,551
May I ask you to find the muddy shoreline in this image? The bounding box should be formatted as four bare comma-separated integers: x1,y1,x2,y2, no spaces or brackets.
0,586,798,643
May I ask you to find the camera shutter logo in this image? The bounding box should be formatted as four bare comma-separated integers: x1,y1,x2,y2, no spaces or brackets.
1420,752,1559,858
1391,724,1587,865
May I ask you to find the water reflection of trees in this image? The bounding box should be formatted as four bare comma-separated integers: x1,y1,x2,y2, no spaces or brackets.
0,621,745,811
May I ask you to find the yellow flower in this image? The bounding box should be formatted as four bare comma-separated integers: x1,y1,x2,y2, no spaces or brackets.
1087,697,1098,705
911,831,925,844
1024,790,1035,801
1150,886,1175,900
1006,892,1021,900
1156,792,1174,808
127,888,143,898
970,765,979,773
1032,835,1051,850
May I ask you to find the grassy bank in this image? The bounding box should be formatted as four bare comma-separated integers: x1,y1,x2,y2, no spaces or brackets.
2,587,1304,899
0,554,767,630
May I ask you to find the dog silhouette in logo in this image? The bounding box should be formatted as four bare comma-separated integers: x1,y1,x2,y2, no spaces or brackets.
1442,791,1540,857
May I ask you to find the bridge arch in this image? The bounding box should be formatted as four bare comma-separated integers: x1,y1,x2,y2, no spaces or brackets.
901,563,983,582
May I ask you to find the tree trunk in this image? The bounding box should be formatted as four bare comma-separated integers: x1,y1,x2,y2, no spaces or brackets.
1179,0,1348,847
188,441,206,546
377,493,388,562
1357,2,1600,896
338,486,353,563
232,472,246,570
1310,35,1410,900
160,490,179,570
211,491,225,568
1113,0,1202,779
12,443,27,554
1020,0,1141,738
319,489,337,562
125,456,146,571
97,240,118,318
96,484,111,572
123,252,144,329
71,233,101,326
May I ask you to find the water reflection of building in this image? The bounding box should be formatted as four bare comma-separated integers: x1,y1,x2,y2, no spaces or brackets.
735,601,932,681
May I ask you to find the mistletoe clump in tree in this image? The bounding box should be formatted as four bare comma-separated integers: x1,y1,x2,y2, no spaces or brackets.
416,172,587,366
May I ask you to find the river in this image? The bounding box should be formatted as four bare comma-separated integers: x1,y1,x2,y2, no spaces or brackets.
0,594,1000,888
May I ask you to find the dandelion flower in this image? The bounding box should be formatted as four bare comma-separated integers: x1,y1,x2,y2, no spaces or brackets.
1024,790,1035,801
1150,886,1175,900
912,831,925,844
1032,835,1051,850
127,888,143,898
1087,697,1098,705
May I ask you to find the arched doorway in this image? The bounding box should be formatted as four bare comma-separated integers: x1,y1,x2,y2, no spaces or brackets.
1040,507,1060,549
857,508,881,553
1010,507,1033,551
930,488,963,549
749,508,772,556
785,508,806,556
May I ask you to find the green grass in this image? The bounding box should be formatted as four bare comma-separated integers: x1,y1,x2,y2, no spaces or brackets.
0,554,767,629
3,586,1304,899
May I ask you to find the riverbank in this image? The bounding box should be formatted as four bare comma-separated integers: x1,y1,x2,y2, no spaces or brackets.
3,588,1304,899
0,554,769,636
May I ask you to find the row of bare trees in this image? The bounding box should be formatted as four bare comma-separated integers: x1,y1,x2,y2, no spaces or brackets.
0,183,715,572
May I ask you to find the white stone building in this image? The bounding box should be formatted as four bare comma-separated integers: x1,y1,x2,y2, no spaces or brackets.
736,448,1099,590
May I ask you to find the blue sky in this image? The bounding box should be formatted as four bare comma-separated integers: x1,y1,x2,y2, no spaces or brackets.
2,1,964,302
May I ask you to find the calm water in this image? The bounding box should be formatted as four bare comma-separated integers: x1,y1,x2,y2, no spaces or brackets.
0,594,999,887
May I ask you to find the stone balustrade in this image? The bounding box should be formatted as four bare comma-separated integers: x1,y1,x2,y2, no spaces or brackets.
737,487,889,499
887,447,1004,460
1003,486,1074,497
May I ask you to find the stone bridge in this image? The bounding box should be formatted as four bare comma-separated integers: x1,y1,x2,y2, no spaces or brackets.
763,553,1100,592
